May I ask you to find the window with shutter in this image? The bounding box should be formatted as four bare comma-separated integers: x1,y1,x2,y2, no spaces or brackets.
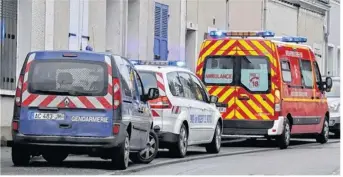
154,2,168,61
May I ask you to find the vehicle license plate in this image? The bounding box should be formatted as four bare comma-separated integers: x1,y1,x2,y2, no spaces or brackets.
218,107,227,113
33,113,65,120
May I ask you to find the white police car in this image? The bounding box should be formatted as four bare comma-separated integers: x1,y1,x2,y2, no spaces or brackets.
131,60,223,158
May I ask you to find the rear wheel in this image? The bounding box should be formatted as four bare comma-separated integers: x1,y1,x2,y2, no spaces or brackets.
276,119,291,149
316,118,329,144
334,130,340,138
43,151,68,165
169,124,188,158
111,132,130,170
130,131,158,164
206,122,222,153
12,145,30,166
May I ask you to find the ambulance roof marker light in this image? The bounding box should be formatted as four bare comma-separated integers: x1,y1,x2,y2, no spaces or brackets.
281,36,307,43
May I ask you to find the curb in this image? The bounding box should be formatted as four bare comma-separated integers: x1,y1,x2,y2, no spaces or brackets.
107,148,271,175
107,140,340,175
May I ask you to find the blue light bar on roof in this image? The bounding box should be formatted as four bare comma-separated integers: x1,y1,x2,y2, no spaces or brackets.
281,36,307,43
208,30,275,38
129,60,186,67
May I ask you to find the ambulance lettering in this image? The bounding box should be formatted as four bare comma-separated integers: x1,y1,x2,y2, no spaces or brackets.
285,50,303,58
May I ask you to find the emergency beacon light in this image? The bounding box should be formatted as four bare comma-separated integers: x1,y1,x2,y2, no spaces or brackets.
280,36,307,43
208,30,275,38
129,60,187,67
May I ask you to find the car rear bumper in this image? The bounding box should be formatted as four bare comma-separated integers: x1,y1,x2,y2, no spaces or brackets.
13,134,120,147
329,114,340,132
12,123,128,148
222,117,284,136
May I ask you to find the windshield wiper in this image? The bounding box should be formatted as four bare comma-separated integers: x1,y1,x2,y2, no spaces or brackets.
67,90,94,96
34,89,70,95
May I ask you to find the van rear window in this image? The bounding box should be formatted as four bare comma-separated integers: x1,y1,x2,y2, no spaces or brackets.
203,55,270,93
28,60,108,96
204,56,234,84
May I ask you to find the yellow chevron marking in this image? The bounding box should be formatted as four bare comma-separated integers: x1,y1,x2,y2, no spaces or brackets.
254,95,274,115
246,100,269,120
236,99,257,120
218,88,234,103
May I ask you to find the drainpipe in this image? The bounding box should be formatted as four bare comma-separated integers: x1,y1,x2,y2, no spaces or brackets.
262,0,267,30
324,8,330,75
226,0,229,30
295,3,300,36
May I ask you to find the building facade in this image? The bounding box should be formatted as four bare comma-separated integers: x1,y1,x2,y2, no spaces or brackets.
327,0,340,76
228,0,330,73
0,0,333,143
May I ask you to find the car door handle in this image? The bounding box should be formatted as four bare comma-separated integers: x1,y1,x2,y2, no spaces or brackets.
238,96,250,100
311,96,320,99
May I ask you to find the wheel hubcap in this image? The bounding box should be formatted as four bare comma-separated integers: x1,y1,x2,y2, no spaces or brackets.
285,124,290,145
139,134,156,159
179,127,187,154
124,137,129,166
215,125,221,149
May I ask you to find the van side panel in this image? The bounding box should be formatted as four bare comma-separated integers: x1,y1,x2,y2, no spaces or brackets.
276,44,322,134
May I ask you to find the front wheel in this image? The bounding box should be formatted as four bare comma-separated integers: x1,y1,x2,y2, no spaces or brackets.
206,122,222,153
316,118,329,144
276,118,291,149
130,131,159,164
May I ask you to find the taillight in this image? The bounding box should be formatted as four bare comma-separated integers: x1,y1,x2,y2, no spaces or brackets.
12,121,18,131
15,75,24,106
149,96,172,109
274,89,281,112
112,123,120,134
113,78,121,110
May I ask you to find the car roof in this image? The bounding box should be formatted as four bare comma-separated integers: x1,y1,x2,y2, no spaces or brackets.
135,65,192,74
28,50,123,62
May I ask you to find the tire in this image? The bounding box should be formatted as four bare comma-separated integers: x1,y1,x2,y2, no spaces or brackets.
276,118,291,149
42,151,68,165
169,124,188,158
111,132,130,170
206,122,222,153
334,130,340,139
12,145,30,166
316,118,329,144
130,131,159,164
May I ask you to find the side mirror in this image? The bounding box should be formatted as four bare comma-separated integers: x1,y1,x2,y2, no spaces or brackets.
325,77,333,92
147,88,159,100
209,95,218,104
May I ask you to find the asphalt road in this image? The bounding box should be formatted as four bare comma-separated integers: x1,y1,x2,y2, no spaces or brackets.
128,140,340,175
0,138,340,175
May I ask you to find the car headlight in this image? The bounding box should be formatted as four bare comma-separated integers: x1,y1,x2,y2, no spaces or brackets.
329,103,340,113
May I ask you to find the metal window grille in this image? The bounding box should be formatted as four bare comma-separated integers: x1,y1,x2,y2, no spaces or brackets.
0,0,17,90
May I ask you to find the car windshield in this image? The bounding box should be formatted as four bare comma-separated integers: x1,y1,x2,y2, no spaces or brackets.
28,60,108,96
325,80,340,98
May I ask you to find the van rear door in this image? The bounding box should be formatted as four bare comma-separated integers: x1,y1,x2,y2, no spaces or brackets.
19,52,114,137
235,39,277,121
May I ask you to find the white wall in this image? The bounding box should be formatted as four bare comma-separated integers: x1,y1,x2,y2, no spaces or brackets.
266,0,298,35
228,0,263,31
